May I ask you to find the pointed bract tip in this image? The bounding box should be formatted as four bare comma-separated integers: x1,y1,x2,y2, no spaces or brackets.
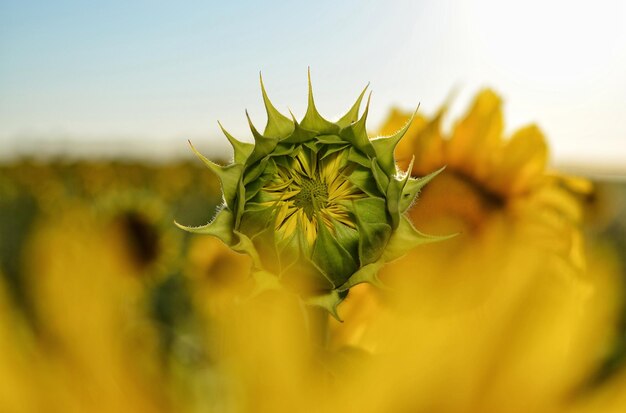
288,108,298,122
217,120,237,142
445,231,461,240
363,91,372,114
414,102,421,116
307,68,314,102
421,165,446,182
337,83,371,127
258,74,294,137
330,307,343,323
244,109,254,126
404,103,420,128
259,72,267,95
173,220,187,231
405,155,416,177
386,101,419,140
245,110,263,136
187,139,200,152
354,91,372,127
361,83,371,100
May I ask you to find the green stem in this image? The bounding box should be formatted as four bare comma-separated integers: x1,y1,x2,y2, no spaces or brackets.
307,306,330,350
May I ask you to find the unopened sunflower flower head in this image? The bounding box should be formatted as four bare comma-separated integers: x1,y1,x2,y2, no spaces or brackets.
177,72,449,318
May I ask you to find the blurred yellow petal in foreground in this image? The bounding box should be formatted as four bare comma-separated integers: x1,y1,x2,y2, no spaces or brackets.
20,203,168,413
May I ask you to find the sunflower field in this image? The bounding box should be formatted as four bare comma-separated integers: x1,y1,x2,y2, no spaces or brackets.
0,84,625,413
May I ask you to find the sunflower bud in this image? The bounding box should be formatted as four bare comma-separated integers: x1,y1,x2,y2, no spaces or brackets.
177,72,448,318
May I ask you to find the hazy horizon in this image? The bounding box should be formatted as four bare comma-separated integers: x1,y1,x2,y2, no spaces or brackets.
2,0,625,167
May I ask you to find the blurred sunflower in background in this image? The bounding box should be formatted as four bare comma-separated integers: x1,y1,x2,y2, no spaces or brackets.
96,191,182,279
331,89,626,412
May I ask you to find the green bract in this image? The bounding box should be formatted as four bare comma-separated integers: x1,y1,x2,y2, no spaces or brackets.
177,73,448,319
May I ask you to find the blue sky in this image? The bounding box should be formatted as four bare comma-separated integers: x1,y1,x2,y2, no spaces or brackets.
1,0,625,169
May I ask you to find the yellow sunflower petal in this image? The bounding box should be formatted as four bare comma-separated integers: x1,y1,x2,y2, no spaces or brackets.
447,89,503,179
488,124,549,196
408,110,446,176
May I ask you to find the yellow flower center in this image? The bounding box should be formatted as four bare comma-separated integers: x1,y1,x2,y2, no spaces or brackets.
293,177,329,220
261,146,365,246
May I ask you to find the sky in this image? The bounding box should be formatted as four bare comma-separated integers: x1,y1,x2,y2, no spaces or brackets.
1,0,625,171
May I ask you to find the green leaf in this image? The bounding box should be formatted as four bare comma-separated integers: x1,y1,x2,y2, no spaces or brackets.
371,105,418,175
386,157,416,229
303,139,321,153
311,218,358,288
243,157,269,185
188,140,243,209
352,197,392,266
267,142,296,157
252,225,281,274
305,289,348,321
332,218,359,260
339,94,375,157
386,178,402,229
238,204,275,238
370,158,390,195
244,176,268,202
338,218,453,292
336,83,369,128
347,147,371,168
320,143,350,159
276,230,301,273
371,136,399,175
399,166,446,213
351,91,371,141
244,159,276,201
282,114,318,144
245,111,279,165
316,134,346,145
346,166,382,197
301,69,340,134
174,208,234,245
259,73,295,138
218,121,253,164
232,230,262,268
382,215,455,262
337,261,386,292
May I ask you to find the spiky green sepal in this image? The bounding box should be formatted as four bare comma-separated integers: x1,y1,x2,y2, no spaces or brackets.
177,72,448,319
